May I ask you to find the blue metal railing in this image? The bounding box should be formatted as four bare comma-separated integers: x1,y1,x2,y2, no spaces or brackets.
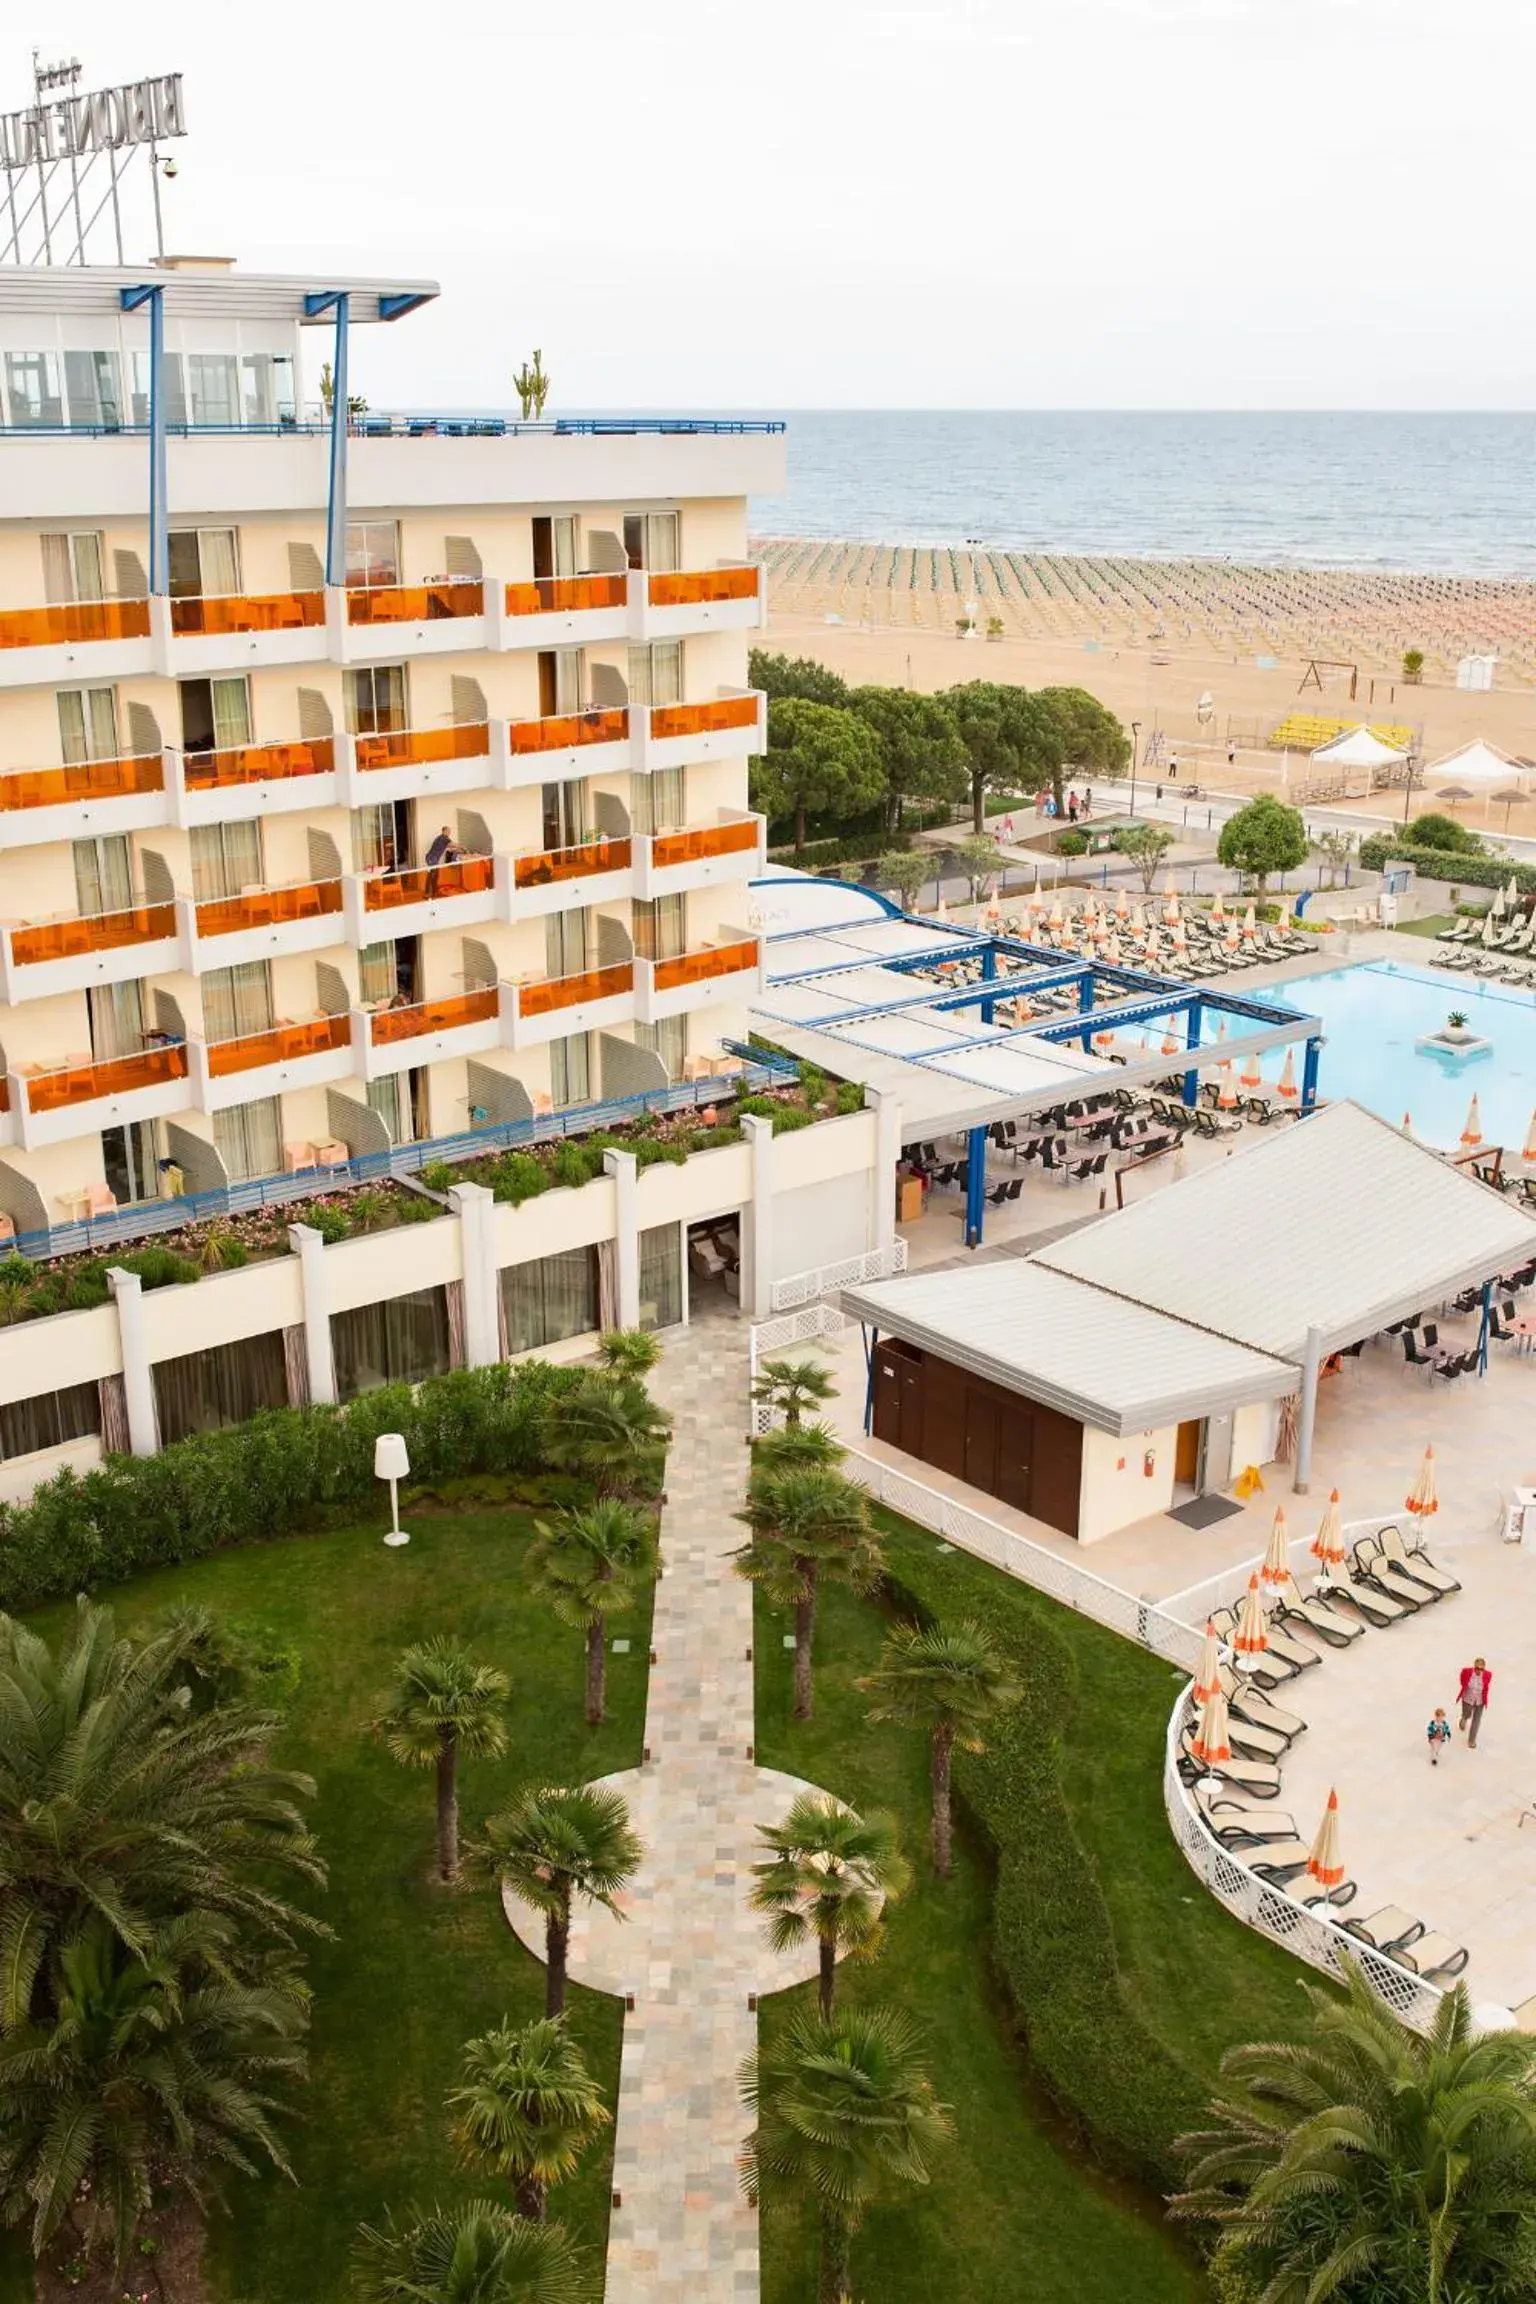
1,1052,799,1269
0,415,787,441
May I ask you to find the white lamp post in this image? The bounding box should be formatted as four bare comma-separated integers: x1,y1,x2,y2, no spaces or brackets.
374,1432,411,1547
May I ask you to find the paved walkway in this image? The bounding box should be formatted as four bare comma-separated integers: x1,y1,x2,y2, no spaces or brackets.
502,1314,828,2300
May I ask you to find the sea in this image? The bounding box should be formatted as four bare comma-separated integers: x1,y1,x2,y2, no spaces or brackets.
745,411,1536,580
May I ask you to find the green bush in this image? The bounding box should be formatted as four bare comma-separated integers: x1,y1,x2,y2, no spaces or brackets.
1406,811,1480,853
735,1093,778,1119
1056,829,1089,856
1357,835,1536,894
0,1359,584,1615
419,1159,456,1193
768,1104,816,1136
797,1061,828,1109
301,1201,351,1245
765,833,897,871
835,1080,865,1116
549,1140,602,1190
491,1152,550,1205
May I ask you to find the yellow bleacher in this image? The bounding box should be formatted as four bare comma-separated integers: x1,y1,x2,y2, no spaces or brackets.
1267,712,1416,753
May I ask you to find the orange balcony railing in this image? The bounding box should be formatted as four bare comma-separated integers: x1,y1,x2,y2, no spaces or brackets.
369,987,499,1046
353,721,490,773
23,1043,187,1113
363,855,496,911
514,835,631,890
195,878,343,939
0,598,152,652
0,753,164,812
10,901,176,968
651,938,760,994
649,695,760,742
518,961,634,1018
649,818,761,870
346,581,483,625
505,573,627,617
508,706,629,757
647,566,759,609
182,737,334,792
206,1014,350,1078
170,591,324,637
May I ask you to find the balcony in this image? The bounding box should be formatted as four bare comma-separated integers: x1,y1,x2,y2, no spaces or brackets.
0,753,168,850
347,853,500,942
501,570,629,650
510,834,634,919
636,934,761,1024
636,562,765,641
347,580,484,626
343,579,487,665
0,900,181,1002
0,596,154,690
648,566,760,609
182,736,334,792
635,811,765,897
187,876,345,970
504,960,636,1049
504,705,630,785
189,1012,356,1112
637,688,767,772
207,1013,351,1076
343,719,495,807
361,985,502,1079
170,590,324,637
11,1042,190,1150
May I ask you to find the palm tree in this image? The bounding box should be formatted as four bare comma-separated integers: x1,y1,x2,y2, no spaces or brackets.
447,2016,610,2222
482,1786,642,2018
751,1355,836,1429
751,1421,844,1473
352,2200,591,2302
542,1374,672,1503
858,1619,1020,1878
740,2004,952,2304
594,1327,660,1379
733,1466,883,1720
527,1501,659,1725
0,1600,324,2032
377,1638,510,1884
1171,1962,1536,2304
0,1910,307,2274
751,1794,909,2016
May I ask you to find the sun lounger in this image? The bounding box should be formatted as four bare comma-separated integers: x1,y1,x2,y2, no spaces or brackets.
1178,1729,1282,1798
1209,1605,1307,1686
1316,1571,1411,1627
1275,1593,1361,1650
1389,1929,1469,1980
1340,1905,1425,1954
1202,1798,1300,1847
1244,1837,1315,1880
1349,1539,1434,1609
1374,1523,1461,1596
1301,1879,1358,1911
1219,1667,1305,1742
1225,1713,1290,1763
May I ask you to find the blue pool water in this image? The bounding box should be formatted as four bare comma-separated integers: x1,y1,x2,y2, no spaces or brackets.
1246,962,1536,1150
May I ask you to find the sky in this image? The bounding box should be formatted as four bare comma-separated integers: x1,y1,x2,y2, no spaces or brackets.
11,0,1535,410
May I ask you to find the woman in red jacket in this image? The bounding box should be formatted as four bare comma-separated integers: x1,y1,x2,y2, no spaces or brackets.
1458,1657,1492,1748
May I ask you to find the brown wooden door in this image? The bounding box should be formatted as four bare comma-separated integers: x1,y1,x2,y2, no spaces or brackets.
873,1342,923,1455
997,1404,1033,1512
1175,1420,1201,1485
963,1390,1001,1494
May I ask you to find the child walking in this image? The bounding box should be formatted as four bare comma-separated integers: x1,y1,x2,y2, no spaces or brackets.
1426,1707,1452,1765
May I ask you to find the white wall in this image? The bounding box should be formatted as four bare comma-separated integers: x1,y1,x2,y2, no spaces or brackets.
1232,1397,1281,1477
771,1171,874,1280
1077,1421,1177,1545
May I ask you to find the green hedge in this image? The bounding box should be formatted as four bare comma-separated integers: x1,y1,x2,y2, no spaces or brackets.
0,1359,583,1614
883,1559,1204,2186
1357,835,1536,894
767,833,910,870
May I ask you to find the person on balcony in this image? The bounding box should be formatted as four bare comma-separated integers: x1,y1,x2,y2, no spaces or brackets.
424,823,463,896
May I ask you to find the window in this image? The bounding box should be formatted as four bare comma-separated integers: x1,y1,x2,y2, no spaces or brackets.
213,1096,282,1184
179,675,251,755
331,1286,451,1401
346,521,400,589
626,641,682,707
130,350,187,427
500,1247,599,1356
186,354,240,428
0,1380,99,1462
536,648,584,718
532,515,578,581
63,350,125,429
5,351,63,426
191,820,263,903
168,528,239,599
540,780,588,853
241,351,296,426
41,532,105,603
58,687,120,765
630,767,685,835
347,664,408,734
544,907,589,981
72,836,134,918
623,513,680,572
635,1016,687,1080
357,939,400,1006
632,895,686,962
202,960,274,1046
366,1072,408,1144
88,981,145,1061
353,800,411,873
639,1223,682,1331
549,1032,591,1108
153,1332,288,1445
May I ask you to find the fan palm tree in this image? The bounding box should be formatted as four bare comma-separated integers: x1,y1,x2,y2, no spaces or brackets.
0,1600,324,2033
750,1355,836,1429
542,1374,671,1503
1171,1962,1536,2304
446,2016,610,2222
740,2004,952,2304
733,1466,883,1720
482,1786,642,2017
352,2199,591,2302
0,1910,307,2274
751,1794,909,2016
751,1421,844,1473
376,1638,510,1884
527,1501,659,1725
594,1327,661,1379
858,1618,1020,1877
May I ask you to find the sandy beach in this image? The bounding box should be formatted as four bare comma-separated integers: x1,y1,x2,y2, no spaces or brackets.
756,539,1536,837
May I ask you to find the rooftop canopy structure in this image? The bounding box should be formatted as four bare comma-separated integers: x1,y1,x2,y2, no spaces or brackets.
1422,738,1530,787
1309,724,1408,771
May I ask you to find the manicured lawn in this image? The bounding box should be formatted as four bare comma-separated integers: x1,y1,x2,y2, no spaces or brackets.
12,1500,650,2304
1395,913,1455,938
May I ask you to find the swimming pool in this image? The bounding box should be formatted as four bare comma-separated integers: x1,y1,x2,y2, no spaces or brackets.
1246,961,1536,1150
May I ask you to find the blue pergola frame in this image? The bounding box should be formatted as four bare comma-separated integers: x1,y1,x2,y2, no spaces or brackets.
303,290,351,587
119,285,168,596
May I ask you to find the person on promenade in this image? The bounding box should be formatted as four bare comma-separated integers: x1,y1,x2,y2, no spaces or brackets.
1426,1707,1452,1766
1457,1657,1492,1747
1066,791,1079,824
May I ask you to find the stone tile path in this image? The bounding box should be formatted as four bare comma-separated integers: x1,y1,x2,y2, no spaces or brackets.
501,1317,830,2300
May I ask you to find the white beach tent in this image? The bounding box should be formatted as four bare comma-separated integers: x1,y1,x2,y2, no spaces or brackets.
1308,725,1409,774
1423,739,1527,787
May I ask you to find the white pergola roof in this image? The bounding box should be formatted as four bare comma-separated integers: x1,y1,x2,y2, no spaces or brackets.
1310,725,1408,769
841,1260,1298,1434
1034,1100,1536,1362
1424,739,1528,786
0,266,438,325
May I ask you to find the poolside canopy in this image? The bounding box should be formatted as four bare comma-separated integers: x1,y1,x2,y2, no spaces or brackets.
1424,739,1528,787
1309,726,1408,771
1033,1101,1536,1362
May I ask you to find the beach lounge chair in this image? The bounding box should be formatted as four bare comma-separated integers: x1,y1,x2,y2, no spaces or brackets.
1340,1906,1425,1955
1209,1605,1308,1686
1276,1592,1363,1650
1219,1667,1305,1742
1301,1879,1358,1911
1375,1523,1461,1595
1389,1930,1469,1980
1348,1537,1436,1609
1224,1712,1290,1763
1202,1799,1300,1847
1315,1570,1411,1628
1177,1729,1282,1798
1244,1837,1316,1881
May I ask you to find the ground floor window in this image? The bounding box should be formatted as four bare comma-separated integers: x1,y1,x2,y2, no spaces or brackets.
0,1380,100,1461
153,1332,288,1445
331,1286,451,1402
635,1015,686,1081
639,1222,683,1331
501,1246,599,1356
212,1095,282,1183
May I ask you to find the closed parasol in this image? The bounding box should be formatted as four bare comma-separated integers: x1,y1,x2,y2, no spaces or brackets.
1309,1488,1346,1572
1305,1788,1346,1904
1406,1446,1438,1518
